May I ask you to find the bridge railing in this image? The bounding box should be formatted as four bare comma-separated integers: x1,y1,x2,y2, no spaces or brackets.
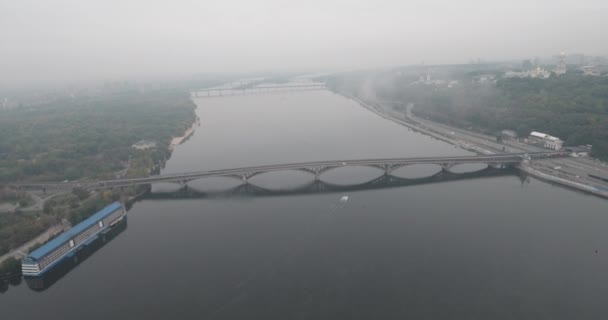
192,84,327,97
6,152,569,189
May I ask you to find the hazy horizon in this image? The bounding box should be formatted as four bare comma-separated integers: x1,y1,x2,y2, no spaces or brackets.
2,0,608,87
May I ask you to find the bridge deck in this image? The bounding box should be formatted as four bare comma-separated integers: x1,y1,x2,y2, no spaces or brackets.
196,84,326,92
193,84,327,97
7,152,566,189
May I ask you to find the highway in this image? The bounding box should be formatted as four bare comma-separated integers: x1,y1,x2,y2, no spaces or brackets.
361,94,608,197
406,107,608,190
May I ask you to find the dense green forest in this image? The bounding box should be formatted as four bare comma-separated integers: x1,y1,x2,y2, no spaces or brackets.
0,211,56,257
0,256,20,275
0,89,196,259
0,188,124,258
400,74,608,160
0,89,196,182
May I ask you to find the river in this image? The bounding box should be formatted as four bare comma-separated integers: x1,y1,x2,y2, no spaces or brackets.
2,89,608,319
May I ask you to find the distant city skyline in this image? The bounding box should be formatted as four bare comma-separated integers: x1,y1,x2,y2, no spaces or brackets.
2,0,608,87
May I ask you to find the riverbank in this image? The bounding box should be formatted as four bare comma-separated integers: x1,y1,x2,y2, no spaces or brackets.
0,90,200,276
170,116,200,150
335,90,608,200
0,221,70,266
336,91,491,155
519,164,608,199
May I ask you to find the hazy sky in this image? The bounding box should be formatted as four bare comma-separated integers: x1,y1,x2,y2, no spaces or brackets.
1,0,607,86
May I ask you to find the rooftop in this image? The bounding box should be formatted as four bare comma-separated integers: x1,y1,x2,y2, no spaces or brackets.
530,131,548,139
28,202,123,261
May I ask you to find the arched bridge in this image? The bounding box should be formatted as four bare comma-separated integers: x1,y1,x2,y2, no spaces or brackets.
145,166,518,199
9,152,566,190
192,84,326,97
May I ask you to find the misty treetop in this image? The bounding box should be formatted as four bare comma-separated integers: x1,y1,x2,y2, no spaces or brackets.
0,90,196,182
358,71,608,161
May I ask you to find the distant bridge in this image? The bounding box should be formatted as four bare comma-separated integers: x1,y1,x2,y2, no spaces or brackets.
7,152,567,191
192,84,326,98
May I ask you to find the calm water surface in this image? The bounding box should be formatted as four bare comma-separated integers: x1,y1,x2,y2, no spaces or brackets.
3,90,608,319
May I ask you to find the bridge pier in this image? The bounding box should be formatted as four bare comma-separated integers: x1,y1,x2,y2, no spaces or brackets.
240,174,254,184
13,153,567,190
311,168,322,181
440,163,454,172
488,163,506,169
381,164,399,175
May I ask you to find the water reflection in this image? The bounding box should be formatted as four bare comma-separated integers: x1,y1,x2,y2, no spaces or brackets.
248,170,315,191
146,167,515,199
448,163,489,174
24,218,128,292
319,166,385,186
391,164,443,179
0,274,22,294
187,176,244,193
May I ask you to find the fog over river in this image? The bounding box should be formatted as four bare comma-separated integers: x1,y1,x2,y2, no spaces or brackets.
3,90,608,320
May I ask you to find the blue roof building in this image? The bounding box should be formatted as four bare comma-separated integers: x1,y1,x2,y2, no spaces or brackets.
22,202,125,276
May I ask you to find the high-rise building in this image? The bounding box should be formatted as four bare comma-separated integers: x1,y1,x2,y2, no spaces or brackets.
555,52,567,75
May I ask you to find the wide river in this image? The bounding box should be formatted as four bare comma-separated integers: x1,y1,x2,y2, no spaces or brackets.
3,90,608,319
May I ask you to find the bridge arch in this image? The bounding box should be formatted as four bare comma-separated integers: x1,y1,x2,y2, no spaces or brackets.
12,152,567,191
245,168,317,181
245,169,316,191
318,165,386,186
446,163,489,174
183,175,245,193
389,163,444,179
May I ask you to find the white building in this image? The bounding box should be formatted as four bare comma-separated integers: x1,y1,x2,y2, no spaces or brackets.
581,66,601,76
528,131,563,150
554,52,567,75
501,129,517,139
132,140,157,150
473,74,496,84
505,67,551,79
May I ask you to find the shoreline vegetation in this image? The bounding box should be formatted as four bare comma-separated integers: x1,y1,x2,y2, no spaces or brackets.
322,76,608,200
0,89,200,271
324,69,608,161
170,116,200,150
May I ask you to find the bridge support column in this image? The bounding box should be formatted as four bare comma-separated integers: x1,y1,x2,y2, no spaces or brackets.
382,164,397,175
312,168,322,181
441,163,454,173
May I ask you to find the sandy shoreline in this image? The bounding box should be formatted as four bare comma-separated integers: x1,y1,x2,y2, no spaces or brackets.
169,116,200,150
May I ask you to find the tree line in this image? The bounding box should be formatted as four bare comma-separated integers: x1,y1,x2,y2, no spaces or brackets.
0,89,196,182
324,70,608,161
0,88,197,257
